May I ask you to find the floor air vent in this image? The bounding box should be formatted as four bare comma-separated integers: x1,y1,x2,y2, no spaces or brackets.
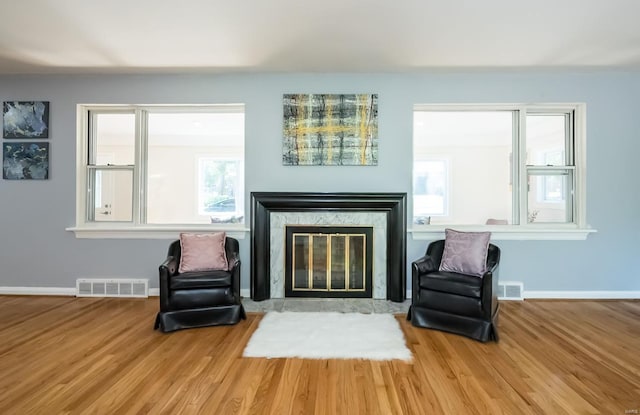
498,281,524,300
76,278,148,298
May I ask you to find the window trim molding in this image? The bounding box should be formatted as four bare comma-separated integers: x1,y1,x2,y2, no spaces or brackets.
412,102,590,233
72,103,246,238
66,225,248,240
410,226,596,241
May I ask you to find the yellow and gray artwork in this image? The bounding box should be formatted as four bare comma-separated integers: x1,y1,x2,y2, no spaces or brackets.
283,94,378,166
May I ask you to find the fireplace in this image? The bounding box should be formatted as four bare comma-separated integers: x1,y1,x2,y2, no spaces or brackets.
250,192,407,302
285,225,373,298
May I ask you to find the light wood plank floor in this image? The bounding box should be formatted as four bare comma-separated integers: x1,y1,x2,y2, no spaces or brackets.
0,296,638,414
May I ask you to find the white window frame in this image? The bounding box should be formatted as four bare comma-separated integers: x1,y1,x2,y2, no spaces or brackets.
411,103,595,241
68,104,247,239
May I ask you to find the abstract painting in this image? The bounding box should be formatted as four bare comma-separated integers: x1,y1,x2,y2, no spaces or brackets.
283,94,378,165
3,142,49,180
3,101,50,138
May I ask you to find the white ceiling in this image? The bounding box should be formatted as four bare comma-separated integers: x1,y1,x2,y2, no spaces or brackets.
1,0,639,75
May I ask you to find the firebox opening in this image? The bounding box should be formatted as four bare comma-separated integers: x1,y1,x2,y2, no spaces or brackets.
285,226,373,298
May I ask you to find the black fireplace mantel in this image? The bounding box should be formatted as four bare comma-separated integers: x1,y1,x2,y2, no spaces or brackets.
250,192,407,302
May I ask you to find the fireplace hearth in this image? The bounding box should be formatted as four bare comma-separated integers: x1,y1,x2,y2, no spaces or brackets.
250,192,407,302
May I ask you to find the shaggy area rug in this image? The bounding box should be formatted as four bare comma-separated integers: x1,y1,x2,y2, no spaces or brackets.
242,311,412,361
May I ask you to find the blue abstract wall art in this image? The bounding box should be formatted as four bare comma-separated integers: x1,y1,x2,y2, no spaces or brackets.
3,142,49,180
3,101,50,138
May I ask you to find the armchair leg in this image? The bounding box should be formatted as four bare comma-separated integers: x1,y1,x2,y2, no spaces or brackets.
490,306,500,342
491,324,500,342
153,313,162,331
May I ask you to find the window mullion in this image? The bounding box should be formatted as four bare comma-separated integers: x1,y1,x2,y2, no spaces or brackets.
86,166,96,222
566,111,575,222
82,111,95,223
88,111,98,165
516,108,527,226
566,111,575,165
574,104,586,228
135,109,147,225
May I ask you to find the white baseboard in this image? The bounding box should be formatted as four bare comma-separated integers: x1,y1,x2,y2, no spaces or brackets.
0,287,76,296
524,290,640,299
241,288,250,298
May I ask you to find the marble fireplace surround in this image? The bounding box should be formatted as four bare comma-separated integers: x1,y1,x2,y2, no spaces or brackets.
274,212,382,298
250,192,407,302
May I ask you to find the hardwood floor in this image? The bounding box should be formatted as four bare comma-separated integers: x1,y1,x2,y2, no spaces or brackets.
0,296,638,414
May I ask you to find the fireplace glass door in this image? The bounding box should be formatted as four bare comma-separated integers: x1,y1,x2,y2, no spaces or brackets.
285,226,373,298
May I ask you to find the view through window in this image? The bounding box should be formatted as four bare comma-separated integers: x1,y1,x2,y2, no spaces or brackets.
413,105,580,227
83,105,245,226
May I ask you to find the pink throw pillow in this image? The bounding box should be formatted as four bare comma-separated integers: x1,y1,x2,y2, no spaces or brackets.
178,232,228,273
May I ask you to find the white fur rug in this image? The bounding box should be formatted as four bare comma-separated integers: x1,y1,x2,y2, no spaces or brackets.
243,311,412,361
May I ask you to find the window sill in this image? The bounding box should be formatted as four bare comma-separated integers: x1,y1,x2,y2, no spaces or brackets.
409,226,597,241
66,225,249,240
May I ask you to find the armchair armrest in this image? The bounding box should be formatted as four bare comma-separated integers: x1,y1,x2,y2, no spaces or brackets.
480,260,500,319
227,252,240,270
160,255,178,276
158,255,178,311
412,255,439,275
228,258,242,303
411,254,441,303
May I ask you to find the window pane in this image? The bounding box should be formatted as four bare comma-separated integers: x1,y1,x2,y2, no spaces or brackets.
526,114,567,166
413,160,447,221
413,111,513,225
527,170,573,223
199,159,242,223
89,169,133,222
93,113,135,165
146,112,244,224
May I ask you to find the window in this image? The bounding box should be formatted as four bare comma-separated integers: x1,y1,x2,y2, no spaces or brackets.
526,113,572,223
76,105,245,231
413,104,586,230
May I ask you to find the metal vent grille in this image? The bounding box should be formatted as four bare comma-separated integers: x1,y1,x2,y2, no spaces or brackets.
76,279,149,298
498,281,524,300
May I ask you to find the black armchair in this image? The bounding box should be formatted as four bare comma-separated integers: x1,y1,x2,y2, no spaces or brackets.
154,236,246,332
407,239,500,342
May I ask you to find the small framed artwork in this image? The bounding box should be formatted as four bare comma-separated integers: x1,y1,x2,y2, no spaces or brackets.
3,101,50,138
3,141,49,180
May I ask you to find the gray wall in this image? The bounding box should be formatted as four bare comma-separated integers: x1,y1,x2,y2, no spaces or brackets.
1,72,639,294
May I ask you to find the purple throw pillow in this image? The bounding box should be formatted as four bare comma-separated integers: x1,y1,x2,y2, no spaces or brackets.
439,228,491,277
